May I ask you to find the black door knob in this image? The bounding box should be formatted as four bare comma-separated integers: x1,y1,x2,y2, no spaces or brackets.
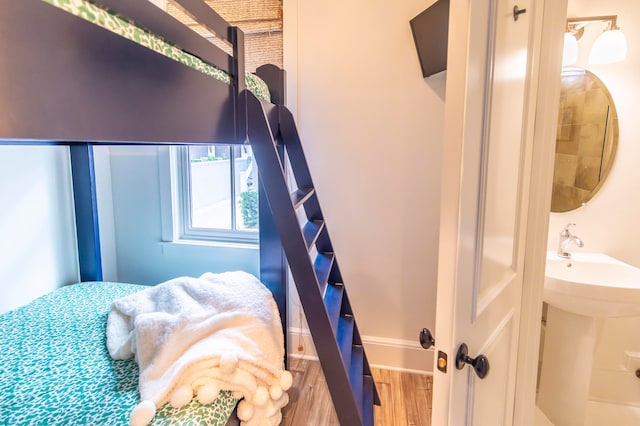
419,328,435,350
455,343,490,379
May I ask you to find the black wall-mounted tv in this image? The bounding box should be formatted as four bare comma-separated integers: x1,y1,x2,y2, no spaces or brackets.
410,0,450,78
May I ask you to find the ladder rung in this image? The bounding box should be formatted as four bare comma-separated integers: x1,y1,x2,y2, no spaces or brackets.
291,187,315,210
350,345,364,417
363,375,374,426
302,220,325,252
324,283,344,334
337,314,354,370
313,252,334,294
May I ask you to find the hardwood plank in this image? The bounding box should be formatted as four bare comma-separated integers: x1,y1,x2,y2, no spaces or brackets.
283,359,433,426
394,368,410,424
402,371,432,425
306,361,339,426
372,369,395,426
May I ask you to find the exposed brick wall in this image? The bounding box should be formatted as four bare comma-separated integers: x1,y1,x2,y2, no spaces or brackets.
166,0,283,72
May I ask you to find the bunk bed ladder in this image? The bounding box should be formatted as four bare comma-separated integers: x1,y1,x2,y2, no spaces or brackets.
247,95,380,426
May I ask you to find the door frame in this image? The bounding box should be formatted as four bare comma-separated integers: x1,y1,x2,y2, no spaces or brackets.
512,0,568,423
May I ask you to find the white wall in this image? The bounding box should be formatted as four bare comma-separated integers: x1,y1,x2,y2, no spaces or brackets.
547,0,640,405
285,0,444,371
0,146,79,313
107,146,260,285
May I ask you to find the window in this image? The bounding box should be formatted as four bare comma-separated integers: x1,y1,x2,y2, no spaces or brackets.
174,145,259,244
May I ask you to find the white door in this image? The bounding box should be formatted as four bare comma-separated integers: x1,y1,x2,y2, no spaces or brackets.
432,0,538,424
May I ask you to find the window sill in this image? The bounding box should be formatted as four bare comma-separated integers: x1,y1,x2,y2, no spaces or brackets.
159,240,259,251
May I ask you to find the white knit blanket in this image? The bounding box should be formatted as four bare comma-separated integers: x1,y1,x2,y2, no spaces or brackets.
106,271,292,426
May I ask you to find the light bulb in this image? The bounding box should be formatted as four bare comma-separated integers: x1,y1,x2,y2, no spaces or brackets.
589,29,628,64
562,33,579,67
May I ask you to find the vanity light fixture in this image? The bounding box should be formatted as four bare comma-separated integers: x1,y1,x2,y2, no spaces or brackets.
562,15,628,66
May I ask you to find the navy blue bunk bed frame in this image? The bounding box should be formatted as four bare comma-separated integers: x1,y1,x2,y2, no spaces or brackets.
0,0,287,319
0,1,379,424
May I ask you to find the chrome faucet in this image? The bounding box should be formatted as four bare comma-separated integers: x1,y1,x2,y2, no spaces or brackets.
558,223,584,259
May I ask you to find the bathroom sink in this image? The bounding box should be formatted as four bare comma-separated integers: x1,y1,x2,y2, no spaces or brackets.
544,252,640,318
539,251,640,425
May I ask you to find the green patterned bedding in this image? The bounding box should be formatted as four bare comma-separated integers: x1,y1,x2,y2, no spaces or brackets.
41,0,270,102
0,282,238,426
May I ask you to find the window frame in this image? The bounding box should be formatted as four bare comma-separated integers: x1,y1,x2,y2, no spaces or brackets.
165,145,259,246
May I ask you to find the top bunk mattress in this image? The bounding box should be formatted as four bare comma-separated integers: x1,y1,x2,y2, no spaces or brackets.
0,282,238,425
42,0,271,102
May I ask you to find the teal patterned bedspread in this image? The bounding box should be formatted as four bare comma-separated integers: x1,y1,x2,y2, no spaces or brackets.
0,282,238,426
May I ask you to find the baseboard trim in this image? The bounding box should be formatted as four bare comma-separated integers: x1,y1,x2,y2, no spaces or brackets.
287,327,433,374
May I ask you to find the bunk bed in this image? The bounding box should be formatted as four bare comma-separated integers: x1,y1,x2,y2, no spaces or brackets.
0,1,379,425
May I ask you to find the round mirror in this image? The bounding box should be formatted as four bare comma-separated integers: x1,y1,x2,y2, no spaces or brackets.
551,68,618,212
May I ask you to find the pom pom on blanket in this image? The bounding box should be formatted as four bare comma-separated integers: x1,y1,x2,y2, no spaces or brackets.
129,400,156,426
237,400,255,421
269,384,282,401
106,271,289,426
196,383,220,405
169,385,193,409
253,387,269,406
280,370,293,390
220,352,239,374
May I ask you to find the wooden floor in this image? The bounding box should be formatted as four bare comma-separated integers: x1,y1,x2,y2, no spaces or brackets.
282,358,433,426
